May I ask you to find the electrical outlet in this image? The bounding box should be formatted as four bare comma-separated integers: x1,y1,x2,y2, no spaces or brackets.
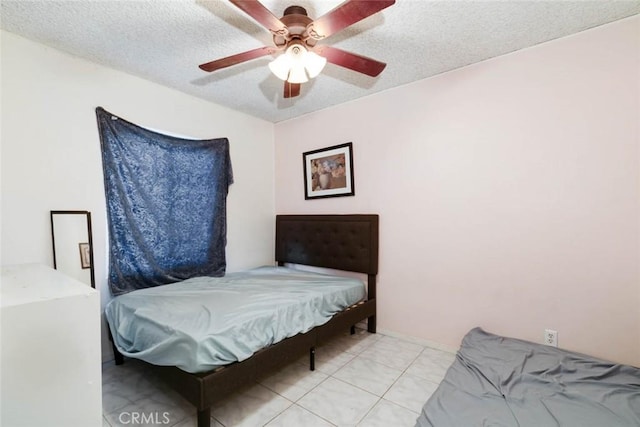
544,329,558,347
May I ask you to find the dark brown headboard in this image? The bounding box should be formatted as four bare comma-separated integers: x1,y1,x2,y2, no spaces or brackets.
275,214,379,275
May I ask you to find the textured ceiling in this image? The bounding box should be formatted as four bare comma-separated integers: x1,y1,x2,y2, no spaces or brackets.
1,1,638,123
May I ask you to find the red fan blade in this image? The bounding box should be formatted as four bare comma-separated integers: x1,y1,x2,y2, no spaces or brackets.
284,81,301,98
309,0,395,40
199,46,275,72
315,45,386,77
229,0,287,33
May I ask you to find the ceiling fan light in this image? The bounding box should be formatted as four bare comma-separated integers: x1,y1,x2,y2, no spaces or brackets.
287,64,308,84
287,43,306,62
268,54,291,81
304,51,327,79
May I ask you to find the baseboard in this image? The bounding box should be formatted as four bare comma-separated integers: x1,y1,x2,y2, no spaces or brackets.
376,327,459,354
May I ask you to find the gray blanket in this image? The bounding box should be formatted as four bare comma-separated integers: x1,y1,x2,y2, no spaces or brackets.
417,328,640,427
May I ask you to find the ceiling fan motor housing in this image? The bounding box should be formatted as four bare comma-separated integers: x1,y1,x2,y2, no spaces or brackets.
273,5,317,48
283,5,307,16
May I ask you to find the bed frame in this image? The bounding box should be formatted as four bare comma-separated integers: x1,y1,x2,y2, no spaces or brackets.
109,214,379,427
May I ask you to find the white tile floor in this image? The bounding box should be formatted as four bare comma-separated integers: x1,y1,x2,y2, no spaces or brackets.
102,328,456,427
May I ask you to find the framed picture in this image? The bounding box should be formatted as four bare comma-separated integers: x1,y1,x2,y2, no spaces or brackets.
303,142,355,199
79,242,91,269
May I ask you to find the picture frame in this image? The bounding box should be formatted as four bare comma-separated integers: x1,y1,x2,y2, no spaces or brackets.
303,142,355,199
79,242,91,269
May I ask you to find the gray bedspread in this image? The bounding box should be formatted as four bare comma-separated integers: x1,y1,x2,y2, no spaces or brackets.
416,328,640,427
106,266,365,373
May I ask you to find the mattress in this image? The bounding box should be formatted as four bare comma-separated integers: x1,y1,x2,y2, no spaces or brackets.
105,266,365,373
416,328,640,427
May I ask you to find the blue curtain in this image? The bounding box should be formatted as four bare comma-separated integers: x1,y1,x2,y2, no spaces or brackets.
96,107,233,296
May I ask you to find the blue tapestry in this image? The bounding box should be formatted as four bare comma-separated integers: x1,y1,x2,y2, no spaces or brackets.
96,107,233,296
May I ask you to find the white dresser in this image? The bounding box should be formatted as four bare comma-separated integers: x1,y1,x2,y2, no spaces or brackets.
1,264,102,427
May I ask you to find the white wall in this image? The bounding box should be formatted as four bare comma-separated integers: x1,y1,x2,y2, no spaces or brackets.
0,31,276,361
275,17,640,366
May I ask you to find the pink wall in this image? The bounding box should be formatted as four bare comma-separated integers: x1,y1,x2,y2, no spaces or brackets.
274,16,640,366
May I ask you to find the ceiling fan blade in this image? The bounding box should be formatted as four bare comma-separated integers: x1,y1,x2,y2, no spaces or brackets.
284,81,301,98
229,0,287,34
309,0,395,40
315,45,386,77
199,46,275,72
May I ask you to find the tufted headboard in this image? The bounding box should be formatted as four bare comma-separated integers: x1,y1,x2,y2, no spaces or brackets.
275,214,379,275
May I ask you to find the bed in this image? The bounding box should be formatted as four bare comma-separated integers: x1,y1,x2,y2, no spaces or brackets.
107,214,379,427
416,327,640,427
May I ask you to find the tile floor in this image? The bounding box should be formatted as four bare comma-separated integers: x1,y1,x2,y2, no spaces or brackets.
102,328,456,427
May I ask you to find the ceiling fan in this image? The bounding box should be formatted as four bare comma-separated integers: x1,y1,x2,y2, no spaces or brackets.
199,0,396,98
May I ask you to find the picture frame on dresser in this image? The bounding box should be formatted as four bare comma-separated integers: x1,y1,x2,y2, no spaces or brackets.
303,142,354,199
50,210,96,287
79,243,91,269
